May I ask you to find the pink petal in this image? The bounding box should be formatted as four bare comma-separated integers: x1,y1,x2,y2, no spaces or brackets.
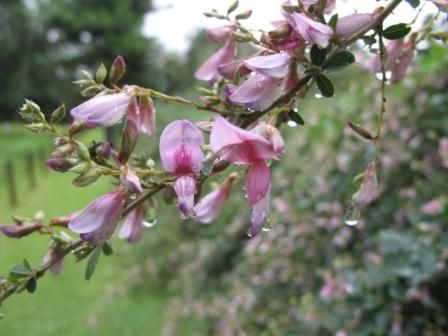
174,175,197,218
250,185,271,237
353,162,379,205
244,53,292,79
210,117,278,164
229,73,280,111
159,119,205,175
69,189,125,235
139,96,156,136
218,59,251,79
290,13,333,48
195,41,235,84
194,174,236,224
70,93,130,127
335,14,374,39
250,121,285,156
119,206,146,243
246,161,270,206
207,25,234,43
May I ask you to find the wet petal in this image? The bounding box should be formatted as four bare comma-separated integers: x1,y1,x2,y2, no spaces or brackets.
244,53,292,79
119,206,146,243
250,185,271,237
336,14,374,39
70,93,130,127
246,161,270,206
195,41,235,84
159,119,205,175
210,117,278,164
229,73,280,111
174,175,197,218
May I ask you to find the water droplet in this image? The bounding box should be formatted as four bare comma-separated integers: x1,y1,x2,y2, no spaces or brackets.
344,204,361,226
130,194,137,200
287,120,298,127
143,220,157,228
262,221,272,232
314,93,323,99
246,228,253,238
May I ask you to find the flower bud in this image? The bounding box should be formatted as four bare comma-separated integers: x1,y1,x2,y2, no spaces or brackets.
0,221,43,238
19,100,46,123
109,55,126,84
118,97,139,164
353,162,379,205
46,158,78,172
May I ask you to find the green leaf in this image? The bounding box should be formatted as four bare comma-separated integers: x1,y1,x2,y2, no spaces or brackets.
235,10,252,20
310,45,327,66
405,0,420,8
324,51,355,70
9,265,32,281
328,14,338,29
102,242,114,256
23,259,32,272
382,23,411,40
26,278,37,293
288,111,305,125
316,74,335,97
85,245,102,281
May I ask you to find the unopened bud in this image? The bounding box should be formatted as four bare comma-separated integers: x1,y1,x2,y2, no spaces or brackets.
69,120,89,136
81,85,102,97
72,168,100,187
26,123,47,133
347,121,375,140
235,10,252,20
96,62,107,84
19,100,46,123
109,55,126,85
46,158,78,172
0,221,43,239
50,104,66,124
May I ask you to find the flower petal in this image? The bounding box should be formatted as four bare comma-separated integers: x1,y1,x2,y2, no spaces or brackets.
119,206,146,243
159,119,205,175
244,52,292,79
210,117,278,164
229,73,280,111
250,185,271,237
246,161,270,206
195,41,235,84
335,14,374,39
70,93,130,127
69,190,125,235
173,175,197,218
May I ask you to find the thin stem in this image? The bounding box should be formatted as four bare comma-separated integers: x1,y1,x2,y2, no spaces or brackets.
121,184,166,217
375,28,387,163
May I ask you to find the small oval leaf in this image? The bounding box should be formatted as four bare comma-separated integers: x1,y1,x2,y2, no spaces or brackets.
316,74,335,97
85,245,102,280
324,51,355,70
382,23,411,40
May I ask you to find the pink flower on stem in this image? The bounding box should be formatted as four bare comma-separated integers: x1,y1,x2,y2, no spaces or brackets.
387,39,414,84
159,120,205,218
194,173,238,224
283,12,333,48
421,199,444,215
195,41,236,84
335,13,374,39
229,73,280,111
218,59,251,80
70,92,131,127
69,188,127,243
42,248,65,275
244,52,292,79
119,204,147,243
353,162,379,205
139,96,156,136
210,117,284,236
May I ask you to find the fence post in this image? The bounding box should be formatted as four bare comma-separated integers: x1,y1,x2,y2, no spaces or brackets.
5,160,18,207
25,151,37,189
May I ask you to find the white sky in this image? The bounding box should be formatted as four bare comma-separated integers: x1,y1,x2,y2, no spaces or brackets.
143,0,439,53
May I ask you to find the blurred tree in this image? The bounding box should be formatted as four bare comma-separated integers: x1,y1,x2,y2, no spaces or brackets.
0,0,167,120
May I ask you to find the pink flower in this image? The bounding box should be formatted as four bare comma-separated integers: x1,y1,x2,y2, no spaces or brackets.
229,73,280,111
70,92,131,127
218,59,251,80
335,13,374,39
284,12,333,48
139,96,156,136
159,120,205,217
195,41,236,84
353,162,379,205
422,199,444,215
244,52,292,79
439,137,448,168
119,205,147,243
206,25,234,43
69,189,126,243
388,39,414,84
319,274,347,301
42,248,64,275
210,117,284,236
194,173,237,224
